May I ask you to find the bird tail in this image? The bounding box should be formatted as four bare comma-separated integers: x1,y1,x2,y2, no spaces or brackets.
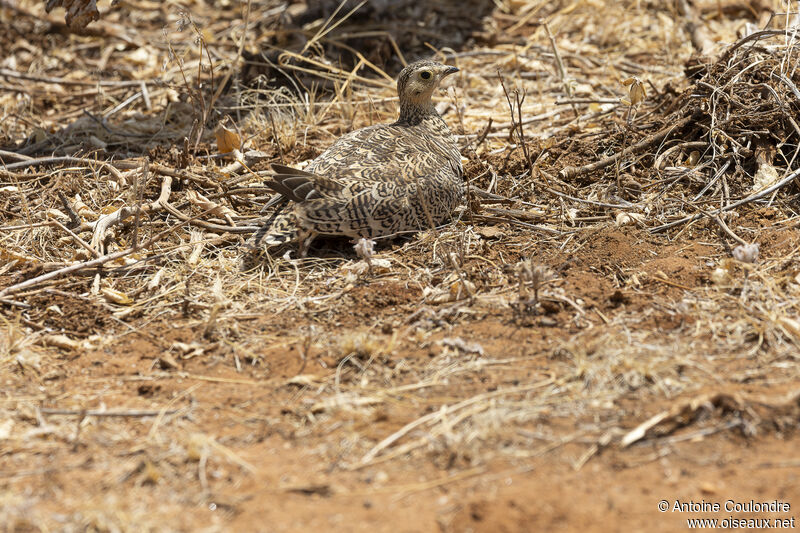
248,211,300,250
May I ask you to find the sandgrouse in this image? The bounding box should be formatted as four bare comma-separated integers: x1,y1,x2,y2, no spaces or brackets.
251,59,463,256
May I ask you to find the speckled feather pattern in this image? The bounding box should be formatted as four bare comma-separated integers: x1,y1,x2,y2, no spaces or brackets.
253,60,464,253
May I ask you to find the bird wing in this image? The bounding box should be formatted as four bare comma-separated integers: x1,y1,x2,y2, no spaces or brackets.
298,181,414,238
305,125,421,183
306,122,462,185
267,163,349,203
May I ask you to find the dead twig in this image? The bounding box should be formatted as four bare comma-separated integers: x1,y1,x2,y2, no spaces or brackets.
50,218,101,259
471,215,565,235
543,22,578,119
90,176,173,253
160,201,258,233
712,215,747,246
559,114,696,180
40,408,179,417
0,208,215,297
497,73,532,173
651,165,800,233
0,67,159,87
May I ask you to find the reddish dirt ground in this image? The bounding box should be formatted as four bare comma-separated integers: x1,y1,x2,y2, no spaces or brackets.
5,225,800,531
3,1,800,531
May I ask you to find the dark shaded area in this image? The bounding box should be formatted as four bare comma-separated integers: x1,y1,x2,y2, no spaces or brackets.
289,0,496,63
242,0,496,94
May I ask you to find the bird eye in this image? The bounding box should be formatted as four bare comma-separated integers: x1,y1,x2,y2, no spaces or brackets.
420,71,431,80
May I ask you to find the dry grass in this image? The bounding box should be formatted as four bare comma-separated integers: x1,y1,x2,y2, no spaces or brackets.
3,0,800,530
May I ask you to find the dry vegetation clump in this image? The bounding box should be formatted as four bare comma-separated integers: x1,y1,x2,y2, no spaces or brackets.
2,0,800,530
641,29,800,229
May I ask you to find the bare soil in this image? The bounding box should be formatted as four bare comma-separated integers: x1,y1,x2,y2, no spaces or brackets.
2,1,800,532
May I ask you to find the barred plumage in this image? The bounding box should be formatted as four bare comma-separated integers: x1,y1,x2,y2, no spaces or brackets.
251,60,464,256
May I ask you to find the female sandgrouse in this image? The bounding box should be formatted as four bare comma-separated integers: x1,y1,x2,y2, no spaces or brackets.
252,59,463,256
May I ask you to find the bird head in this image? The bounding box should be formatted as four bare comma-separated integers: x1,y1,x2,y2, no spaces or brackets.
396,60,459,108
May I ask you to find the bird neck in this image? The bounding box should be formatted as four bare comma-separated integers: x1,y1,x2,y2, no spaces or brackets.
397,100,437,126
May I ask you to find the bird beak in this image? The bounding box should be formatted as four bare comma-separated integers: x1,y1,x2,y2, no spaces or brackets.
442,66,459,77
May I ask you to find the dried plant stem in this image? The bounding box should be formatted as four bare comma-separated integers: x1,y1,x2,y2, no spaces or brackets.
0,149,32,162
355,379,554,468
0,297,30,308
50,219,100,258
40,408,179,417
652,165,800,233
712,215,747,246
654,141,708,170
0,67,157,87
268,111,285,164
57,192,81,229
91,176,173,252
721,29,788,61
4,156,116,171
559,114,695,180
471,214,564,235
160,202,257,233
543,22,578,119
497,73,532,172
0,209,210,297
131,160,148,248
